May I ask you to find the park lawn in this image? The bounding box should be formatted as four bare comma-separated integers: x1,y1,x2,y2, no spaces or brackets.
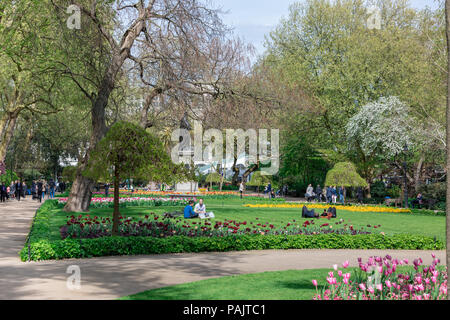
41,198,445,241
119,268,332,300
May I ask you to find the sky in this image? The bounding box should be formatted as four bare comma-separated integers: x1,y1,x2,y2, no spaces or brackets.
212,0,440,60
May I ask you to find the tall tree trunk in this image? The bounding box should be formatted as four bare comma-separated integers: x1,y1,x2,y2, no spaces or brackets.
445,0,450,301
112,165,120,236
0,114,8,141
414,155,425,193
0,113,18,163
64,14,148,212
231,156,239,185
242,162,260,187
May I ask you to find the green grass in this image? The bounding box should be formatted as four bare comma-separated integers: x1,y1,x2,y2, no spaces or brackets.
120,268,332,300
41,197,445,241
120,263,446,300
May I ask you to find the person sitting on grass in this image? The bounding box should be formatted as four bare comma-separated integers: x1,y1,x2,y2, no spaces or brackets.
194,198,206,215
184,200,198,219
320,207,337,219
194,198,215,218
302,205,319,218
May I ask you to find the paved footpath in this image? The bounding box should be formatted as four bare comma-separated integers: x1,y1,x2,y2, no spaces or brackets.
0,197,445,300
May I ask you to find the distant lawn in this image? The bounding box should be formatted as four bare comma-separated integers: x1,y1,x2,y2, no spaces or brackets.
120,268,332,300
42,197,445,242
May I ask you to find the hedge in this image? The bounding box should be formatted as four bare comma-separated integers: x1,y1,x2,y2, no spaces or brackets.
20,233,445,262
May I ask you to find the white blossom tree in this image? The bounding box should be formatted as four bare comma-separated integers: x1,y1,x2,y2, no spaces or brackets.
346,96,415,159
345,96,420,194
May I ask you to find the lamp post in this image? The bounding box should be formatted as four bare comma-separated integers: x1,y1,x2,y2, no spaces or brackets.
403,144,408,208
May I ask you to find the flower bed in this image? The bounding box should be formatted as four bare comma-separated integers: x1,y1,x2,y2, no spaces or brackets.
107,190,282,200
312,254,447,300
60,213,374,239
57,197,193,208
20,201,446,261
244,203,412,213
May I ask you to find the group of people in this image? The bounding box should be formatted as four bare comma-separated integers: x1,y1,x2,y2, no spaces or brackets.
30,179,57,202
184,199,214,219
0,179,59,204
0,181,27,202
302,205,338,219
305,184,354,204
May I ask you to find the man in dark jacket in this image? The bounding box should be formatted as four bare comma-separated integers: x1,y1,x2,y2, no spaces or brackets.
37,180,43,203
315,185,322,202
104,182,110,197
0,183,7,202
15,180,22,201
326,186,332,204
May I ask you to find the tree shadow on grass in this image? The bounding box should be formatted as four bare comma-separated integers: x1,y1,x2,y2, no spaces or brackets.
276,279,316,291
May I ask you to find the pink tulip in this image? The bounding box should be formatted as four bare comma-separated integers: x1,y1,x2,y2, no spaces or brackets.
440,285,447,295
368,287,374,294
342,260,349,268
338,270,343,277
385,280,392,288
326,277,336,285
312,280,318,287
359,283,366,291
376,284,383,291
333,264,338,271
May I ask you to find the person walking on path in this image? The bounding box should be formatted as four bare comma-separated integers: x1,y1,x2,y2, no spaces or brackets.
326,186,332,204
48,179,55,199
37,180,43,203
0,182,6,203
331,186,337,204
239,181,244,199
267,182,272,199
338,186,345,204
105,182,110,197
21,181,27,199
15,180,22,201
315,185,322,202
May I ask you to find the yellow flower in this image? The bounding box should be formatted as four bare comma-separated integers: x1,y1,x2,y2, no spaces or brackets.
243,203,411,214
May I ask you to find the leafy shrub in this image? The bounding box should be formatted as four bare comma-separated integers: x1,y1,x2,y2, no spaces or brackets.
21,233,445,261
370,181,386,198
418,182,445,202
